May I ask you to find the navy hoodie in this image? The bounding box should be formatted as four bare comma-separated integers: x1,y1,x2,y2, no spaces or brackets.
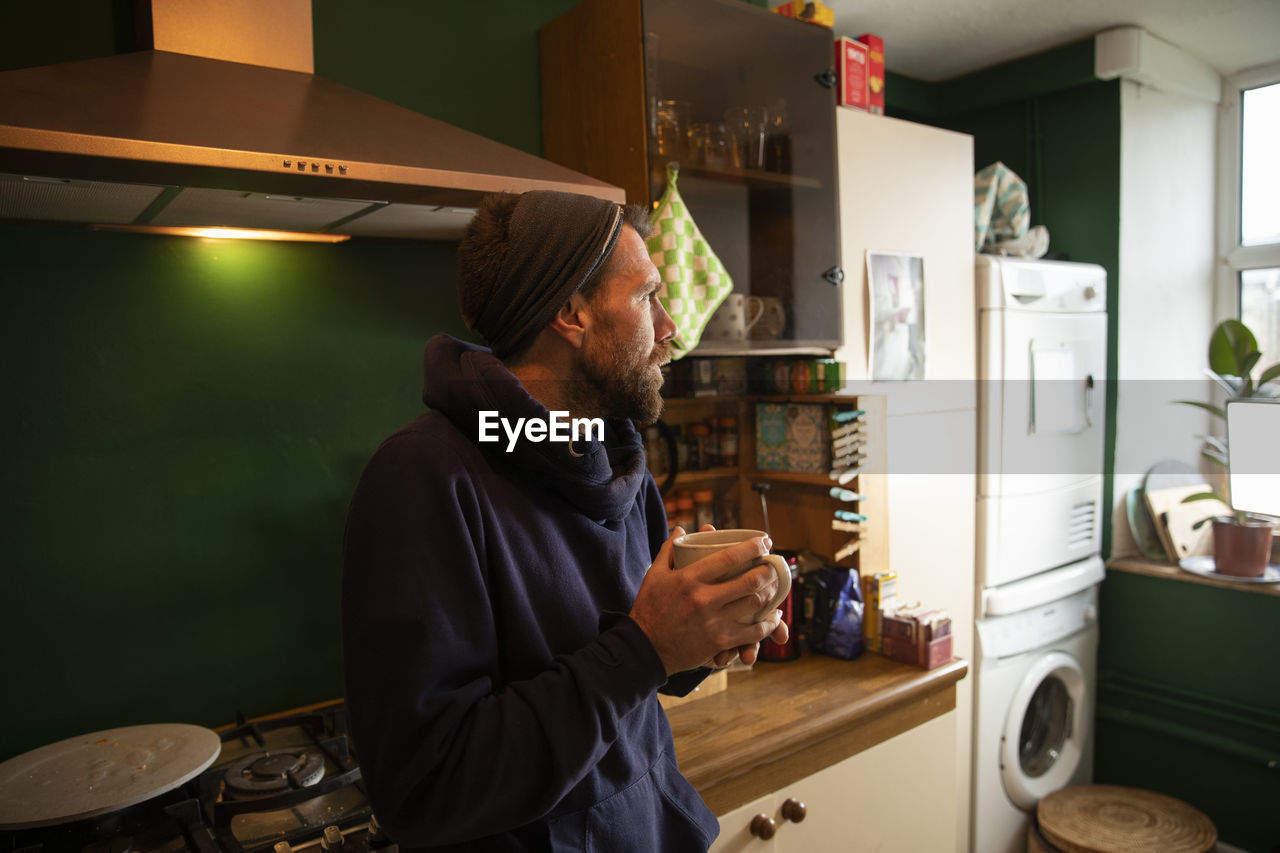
342,335,718,851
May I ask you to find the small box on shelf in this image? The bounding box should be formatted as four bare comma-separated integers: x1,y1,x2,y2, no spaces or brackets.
755,402,830,473
856,33,885,115
834,36,869,111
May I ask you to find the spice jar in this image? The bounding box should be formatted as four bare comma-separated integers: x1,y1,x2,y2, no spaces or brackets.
693,490,715,530
687,423,711,470
673,493,695,532
717,416,739,467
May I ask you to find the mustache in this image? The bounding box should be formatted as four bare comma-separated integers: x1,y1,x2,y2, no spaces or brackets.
651,340,672,366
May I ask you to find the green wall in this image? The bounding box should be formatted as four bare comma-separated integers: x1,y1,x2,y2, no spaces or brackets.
0,0,576,761
1095,572,1280,852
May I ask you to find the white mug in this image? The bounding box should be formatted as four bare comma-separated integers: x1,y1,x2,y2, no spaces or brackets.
704,294,764,341
672,529,790,624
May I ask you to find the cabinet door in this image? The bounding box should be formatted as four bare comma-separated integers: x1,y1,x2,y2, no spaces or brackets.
777,712,958,851
641,0,841,349
710,793,777,853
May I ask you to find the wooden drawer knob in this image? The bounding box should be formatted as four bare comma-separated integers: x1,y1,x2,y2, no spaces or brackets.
782,798,807,823
750,814,777,839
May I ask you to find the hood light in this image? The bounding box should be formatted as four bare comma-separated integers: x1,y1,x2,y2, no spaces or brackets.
89,224,350,243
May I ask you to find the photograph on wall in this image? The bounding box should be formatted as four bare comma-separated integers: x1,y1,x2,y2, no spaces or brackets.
867,251,925,380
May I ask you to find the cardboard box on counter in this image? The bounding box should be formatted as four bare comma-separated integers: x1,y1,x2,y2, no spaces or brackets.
883,633,952,670
880,602,952,669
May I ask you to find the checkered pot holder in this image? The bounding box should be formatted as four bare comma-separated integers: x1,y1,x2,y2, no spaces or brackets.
647,163,734,359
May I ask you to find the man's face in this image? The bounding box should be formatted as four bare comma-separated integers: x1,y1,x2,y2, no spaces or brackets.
574,225,677,423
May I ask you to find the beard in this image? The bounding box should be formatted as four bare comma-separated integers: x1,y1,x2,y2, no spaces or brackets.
568,333,670,424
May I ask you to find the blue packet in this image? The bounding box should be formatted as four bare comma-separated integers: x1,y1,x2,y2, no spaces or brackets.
808,566,864,660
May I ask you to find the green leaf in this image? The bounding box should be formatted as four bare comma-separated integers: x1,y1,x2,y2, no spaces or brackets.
1240,350,1262,378
1259,362,1280,386
1181,491,1226,503
1174,399,1227,420
1209,319,1257,376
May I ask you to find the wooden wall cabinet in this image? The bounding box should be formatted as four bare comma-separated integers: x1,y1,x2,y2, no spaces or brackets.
541,0,843,350
656,393,887,581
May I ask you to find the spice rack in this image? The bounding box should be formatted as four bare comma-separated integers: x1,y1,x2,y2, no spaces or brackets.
648,393,888,579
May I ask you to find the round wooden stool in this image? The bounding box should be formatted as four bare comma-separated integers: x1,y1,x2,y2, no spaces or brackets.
1029,785,1217,853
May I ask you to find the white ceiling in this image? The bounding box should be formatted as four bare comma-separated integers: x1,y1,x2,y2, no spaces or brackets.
825,0,1280,82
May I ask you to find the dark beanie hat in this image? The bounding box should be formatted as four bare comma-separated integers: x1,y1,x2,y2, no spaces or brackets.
472,190,624,359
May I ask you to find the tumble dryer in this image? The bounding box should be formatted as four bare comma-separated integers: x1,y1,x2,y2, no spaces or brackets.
970,255,1109,853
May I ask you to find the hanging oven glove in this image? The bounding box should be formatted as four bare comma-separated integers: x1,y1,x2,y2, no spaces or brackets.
647,162,734,359
973,161,1031,252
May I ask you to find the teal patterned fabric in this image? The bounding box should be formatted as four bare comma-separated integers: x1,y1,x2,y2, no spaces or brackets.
647,163,734,359
973,161,1030,251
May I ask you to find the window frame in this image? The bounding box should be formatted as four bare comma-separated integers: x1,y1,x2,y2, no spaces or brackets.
1215,61,1280,322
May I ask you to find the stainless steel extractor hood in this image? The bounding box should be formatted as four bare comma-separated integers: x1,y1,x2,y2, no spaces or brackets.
0,0,623,240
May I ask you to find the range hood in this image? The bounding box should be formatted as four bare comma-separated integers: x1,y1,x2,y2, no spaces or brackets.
0,0,623,240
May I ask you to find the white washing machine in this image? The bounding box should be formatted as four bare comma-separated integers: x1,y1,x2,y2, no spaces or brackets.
971,574,1101,853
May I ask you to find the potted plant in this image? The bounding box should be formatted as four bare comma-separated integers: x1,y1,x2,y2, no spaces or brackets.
1177,318,1279,577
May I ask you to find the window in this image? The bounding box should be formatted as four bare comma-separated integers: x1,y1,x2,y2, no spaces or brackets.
1219,63,1280,368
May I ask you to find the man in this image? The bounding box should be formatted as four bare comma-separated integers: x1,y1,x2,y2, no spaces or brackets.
342,189,787,851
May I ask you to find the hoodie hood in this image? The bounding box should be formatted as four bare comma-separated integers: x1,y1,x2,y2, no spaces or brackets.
421,335,648,522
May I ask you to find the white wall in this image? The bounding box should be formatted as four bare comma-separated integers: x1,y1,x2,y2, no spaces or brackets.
834,108,977,853
1111,79,1219,556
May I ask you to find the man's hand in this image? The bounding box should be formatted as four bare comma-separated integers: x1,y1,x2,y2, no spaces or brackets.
629,527,786,676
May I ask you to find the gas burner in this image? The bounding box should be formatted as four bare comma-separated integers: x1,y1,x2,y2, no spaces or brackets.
222,750,324,798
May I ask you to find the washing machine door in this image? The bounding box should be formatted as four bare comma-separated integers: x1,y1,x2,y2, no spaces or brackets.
1000,650,1086,810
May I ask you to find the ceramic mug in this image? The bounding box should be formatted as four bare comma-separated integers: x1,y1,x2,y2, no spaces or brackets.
672,528,790,624
748,296,786,340
704,294,764,341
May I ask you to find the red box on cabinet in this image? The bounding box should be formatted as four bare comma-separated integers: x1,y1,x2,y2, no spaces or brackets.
856,33,884,114
834,37,869,111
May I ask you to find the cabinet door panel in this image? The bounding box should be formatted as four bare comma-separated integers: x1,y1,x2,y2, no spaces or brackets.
777,713,957,851
641,0,841,348
710,793,777,853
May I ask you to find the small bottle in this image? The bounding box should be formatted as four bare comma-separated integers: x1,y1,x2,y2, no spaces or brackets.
701,419,720,468
664,497,679,535
718,416,739,467
718,491,740,529
693,490,716,530
674,493,696,532
687,423,711,470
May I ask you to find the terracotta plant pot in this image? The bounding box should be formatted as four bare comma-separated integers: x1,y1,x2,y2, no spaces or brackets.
1212,519,1274,577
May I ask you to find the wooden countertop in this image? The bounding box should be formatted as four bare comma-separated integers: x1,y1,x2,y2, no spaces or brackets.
665,652,968,814
1108,556,1280,598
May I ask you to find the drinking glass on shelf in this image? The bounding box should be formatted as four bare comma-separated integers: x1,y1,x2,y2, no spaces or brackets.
687,121,730,170
724,105,769,170
653,99,691,162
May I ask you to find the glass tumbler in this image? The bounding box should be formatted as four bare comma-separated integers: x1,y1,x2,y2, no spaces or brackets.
653,99,691,162
687,121,730,170
724,105,769,170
